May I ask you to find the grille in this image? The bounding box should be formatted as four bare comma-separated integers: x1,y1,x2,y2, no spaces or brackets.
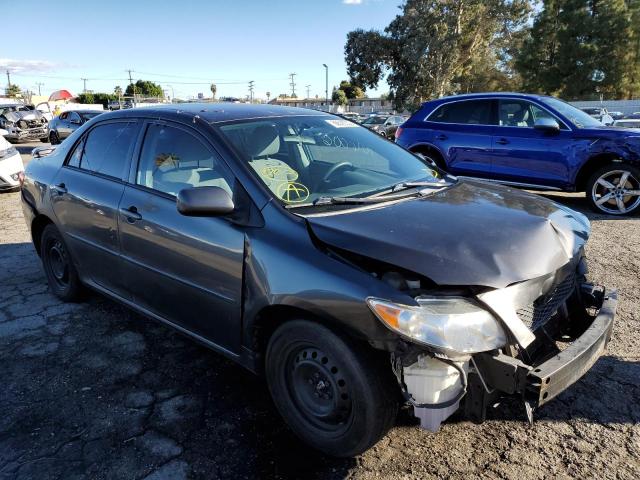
517,272,576,330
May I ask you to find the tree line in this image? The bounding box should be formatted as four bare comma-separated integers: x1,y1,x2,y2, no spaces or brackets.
345,0,640,110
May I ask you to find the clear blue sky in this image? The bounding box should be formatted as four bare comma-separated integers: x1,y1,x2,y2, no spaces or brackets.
2,0,401,100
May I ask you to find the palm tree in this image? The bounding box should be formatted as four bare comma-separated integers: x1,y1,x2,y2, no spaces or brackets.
210,83,217,100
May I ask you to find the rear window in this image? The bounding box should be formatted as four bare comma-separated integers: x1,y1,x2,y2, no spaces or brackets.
428,100,494,125
74,122,138,179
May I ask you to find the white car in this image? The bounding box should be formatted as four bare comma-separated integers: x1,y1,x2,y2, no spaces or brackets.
0,128,24,190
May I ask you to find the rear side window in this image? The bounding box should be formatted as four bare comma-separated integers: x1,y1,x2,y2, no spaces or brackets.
428,100,494,125
74,122,138,179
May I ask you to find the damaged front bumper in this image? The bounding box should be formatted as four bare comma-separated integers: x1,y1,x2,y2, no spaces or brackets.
396,282,617,430
470,288,616,420
5,126,49,141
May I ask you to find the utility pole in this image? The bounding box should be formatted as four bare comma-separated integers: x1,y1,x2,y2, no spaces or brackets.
5,69,10,87
289,73,297,97
81,78,88,93
36,82,44,96
126,69,135,105
305,84,311,99
248,80,255,103
322,64,329,108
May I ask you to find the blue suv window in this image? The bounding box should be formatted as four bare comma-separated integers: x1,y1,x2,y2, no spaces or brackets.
428,100,494,125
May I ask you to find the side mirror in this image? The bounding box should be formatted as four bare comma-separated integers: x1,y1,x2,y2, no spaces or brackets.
534,117,560,132
70,118,81,125
177,186,235,216
0,128,8,136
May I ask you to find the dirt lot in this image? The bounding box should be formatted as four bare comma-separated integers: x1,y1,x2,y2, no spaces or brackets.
1,143,639,479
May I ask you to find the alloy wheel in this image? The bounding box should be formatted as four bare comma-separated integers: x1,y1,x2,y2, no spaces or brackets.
591,169,640,214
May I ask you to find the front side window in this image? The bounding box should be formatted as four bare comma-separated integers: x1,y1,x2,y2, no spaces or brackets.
68,112,81,124
498,100,534,127
79,122,138,179
218,115,441,207
136,124,234,197
428,100,493,125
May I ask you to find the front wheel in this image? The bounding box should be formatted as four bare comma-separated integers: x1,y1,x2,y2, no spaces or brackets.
586,164,640,215
49,131,60,145
266,320,398,457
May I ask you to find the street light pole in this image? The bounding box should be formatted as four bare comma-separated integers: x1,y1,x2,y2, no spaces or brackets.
322,64,328,109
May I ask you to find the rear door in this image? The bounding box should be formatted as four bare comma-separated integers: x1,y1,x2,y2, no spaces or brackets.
425,99,495,177
50,119,140,298
491,99,573,187
118,121,245,352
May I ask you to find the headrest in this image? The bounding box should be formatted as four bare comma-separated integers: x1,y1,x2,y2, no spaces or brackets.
247,124,280,158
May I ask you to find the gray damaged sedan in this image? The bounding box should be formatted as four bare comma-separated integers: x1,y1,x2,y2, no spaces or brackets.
21,104,617,456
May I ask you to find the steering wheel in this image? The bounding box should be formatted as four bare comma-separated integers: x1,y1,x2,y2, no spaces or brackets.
321,161,354,185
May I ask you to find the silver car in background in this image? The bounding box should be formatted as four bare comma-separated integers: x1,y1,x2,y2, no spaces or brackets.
48,110,104,144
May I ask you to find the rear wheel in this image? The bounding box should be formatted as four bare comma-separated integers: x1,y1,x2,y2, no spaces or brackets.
40,224,83,301
265,320,398,457
586,164,640,215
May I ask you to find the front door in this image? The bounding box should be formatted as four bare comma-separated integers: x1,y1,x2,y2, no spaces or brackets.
50,120,140,297
491,99,572,188
118,121,244,353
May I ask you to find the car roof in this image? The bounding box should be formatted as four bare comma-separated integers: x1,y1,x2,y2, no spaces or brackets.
422,92,554,106
69,109,104,114
98,102,331,124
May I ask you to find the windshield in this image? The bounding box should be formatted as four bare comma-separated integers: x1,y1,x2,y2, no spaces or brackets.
218,115,442,207
362,116,386,125
80,112,102,121
542,98,603,128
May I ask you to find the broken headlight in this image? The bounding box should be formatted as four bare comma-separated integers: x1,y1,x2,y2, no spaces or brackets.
367,296,507,354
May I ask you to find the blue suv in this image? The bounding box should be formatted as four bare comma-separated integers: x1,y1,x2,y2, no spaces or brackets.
396,93,640,215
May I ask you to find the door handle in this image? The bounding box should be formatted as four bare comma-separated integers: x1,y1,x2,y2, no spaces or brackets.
120,206,142,222
51,182,67,195
496,138,509,145
436,134,448,141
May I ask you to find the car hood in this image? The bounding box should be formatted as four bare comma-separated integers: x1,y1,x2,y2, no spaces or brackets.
2,110,46,122
305,180,590,289
578,125,640,138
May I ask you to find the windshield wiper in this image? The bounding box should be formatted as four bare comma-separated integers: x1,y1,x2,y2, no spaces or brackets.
389,180,450,193
311,190,426,206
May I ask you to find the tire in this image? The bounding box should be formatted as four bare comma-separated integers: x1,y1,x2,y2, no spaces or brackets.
265,320,398,457
586,163,640,215
39,137,49,143
40,224,83,301
49,131,60,145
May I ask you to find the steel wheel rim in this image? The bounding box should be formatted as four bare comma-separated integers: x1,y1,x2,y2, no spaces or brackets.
591,169,640,214
285,346,353,432
47,239,69,287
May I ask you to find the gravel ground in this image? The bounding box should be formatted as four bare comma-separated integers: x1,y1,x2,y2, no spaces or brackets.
1,143,639,479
